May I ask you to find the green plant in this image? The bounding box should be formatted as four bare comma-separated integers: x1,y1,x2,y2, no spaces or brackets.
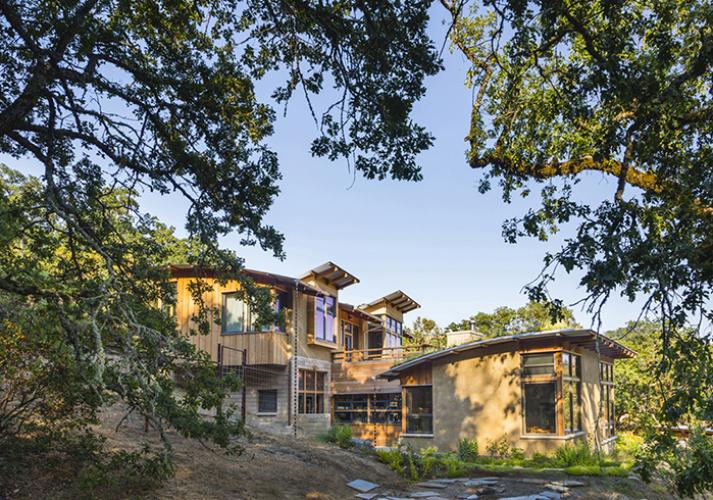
376,449,404,475
485,436,523,460
322,425,353,449
565,465,629,477
554,442,596,467
419,447,439,479
616,431,644,460
457,438,478,462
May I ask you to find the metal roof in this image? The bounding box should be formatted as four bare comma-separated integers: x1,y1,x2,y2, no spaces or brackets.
363,290,420,313
379,329,636,379
301,261,360,290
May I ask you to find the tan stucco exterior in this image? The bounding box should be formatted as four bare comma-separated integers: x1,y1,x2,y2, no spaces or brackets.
400,343,618,455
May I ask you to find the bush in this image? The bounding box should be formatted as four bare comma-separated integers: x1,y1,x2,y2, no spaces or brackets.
376,449,403,474
554,442,596,467
616,431,644,459
457,438,478,462
322,425,353,449
485,436,524,460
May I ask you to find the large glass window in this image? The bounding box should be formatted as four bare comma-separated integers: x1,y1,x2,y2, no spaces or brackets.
405,386,432,434
333,393,401,425
315,295,337,343
563,352,582,433
524,382,557,434
384,316,403,349
222,291,287,334
601,361,615,437
298,369,325,414
521,351,582,435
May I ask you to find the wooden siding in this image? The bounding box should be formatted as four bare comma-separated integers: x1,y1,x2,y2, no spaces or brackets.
175,277,291,365
331,360,402,394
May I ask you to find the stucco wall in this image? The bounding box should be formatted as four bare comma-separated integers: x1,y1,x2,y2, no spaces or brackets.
401,346,615,455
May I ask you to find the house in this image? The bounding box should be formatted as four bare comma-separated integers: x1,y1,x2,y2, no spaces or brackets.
170,262,424,442
379,329,635,454
170,262,634,453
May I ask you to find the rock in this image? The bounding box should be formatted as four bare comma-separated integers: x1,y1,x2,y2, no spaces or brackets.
355,494,378,500
409,492,441,498
463,479,499,487
456,495,480,500
538,492,561,500
497,496,550,500
544,484,569,494
430,478,460,484
561,479,586,487
515,478,549,485
348,480,379,493
415,482,448,489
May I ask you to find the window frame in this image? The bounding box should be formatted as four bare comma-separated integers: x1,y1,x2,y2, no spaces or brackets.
520,350,583,437
312,295,337,344
403,385,433,436
257,389,278,415
298,368,326,414
600,361,615,437
221,290,287,336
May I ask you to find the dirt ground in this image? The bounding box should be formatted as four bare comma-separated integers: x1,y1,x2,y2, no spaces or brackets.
1,408,678,500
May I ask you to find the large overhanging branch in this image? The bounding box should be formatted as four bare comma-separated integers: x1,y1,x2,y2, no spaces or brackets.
471,151,713,216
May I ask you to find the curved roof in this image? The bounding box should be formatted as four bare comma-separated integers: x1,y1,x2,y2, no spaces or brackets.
380,329,636,379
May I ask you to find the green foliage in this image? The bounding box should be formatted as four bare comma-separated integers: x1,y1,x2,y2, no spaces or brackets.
375,449,404,475
553,443,596,467
485,436,524,460
615,431,645,460
322,425,353,450
457,437,479,462
404,317,446,350
446,301,579,337
565,465,630,477
444,0,713,493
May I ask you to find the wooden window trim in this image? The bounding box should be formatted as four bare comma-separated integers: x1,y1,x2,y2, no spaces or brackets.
298,368,326,414
402,385,433,436
521,350,583,437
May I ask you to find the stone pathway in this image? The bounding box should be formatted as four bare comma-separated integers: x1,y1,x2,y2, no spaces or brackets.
347,476,587,499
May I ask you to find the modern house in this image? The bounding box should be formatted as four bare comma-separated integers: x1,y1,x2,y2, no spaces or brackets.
170,262,634,453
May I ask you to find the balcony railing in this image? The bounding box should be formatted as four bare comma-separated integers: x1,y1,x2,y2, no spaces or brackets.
332,345,430,363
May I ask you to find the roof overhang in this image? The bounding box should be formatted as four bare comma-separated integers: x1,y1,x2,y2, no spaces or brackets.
300,261,359,290
169,264,324,296
379,329,636,380
364,290,420,314
339,302,383,324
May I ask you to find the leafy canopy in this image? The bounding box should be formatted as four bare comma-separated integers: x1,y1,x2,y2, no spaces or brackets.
0,0,441,467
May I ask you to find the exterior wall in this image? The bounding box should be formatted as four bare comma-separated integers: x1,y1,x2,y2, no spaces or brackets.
400,346,616,455
294,355,332,438
244,367,291,435
174,276,291,365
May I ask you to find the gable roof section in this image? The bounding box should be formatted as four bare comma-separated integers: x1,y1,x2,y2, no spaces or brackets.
363,290,420,313
380,329,636,379
301,261,360,290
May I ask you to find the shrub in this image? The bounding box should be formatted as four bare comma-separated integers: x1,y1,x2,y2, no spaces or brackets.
457,438,478,462
554,442,596,467
485,436,524,460
322,425,353,449
376,449,403,474
616,431,644,459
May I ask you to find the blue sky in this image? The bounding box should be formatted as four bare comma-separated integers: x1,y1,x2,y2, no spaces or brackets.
7,6,642,332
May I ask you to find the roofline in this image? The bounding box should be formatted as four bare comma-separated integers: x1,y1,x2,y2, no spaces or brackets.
379,329,636,379
169,264,325,296
339,302,383,324
299,261,360,290
363,290,421,314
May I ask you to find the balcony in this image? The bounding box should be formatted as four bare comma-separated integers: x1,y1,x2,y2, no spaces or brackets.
331,345,429,395
217,331,290,367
